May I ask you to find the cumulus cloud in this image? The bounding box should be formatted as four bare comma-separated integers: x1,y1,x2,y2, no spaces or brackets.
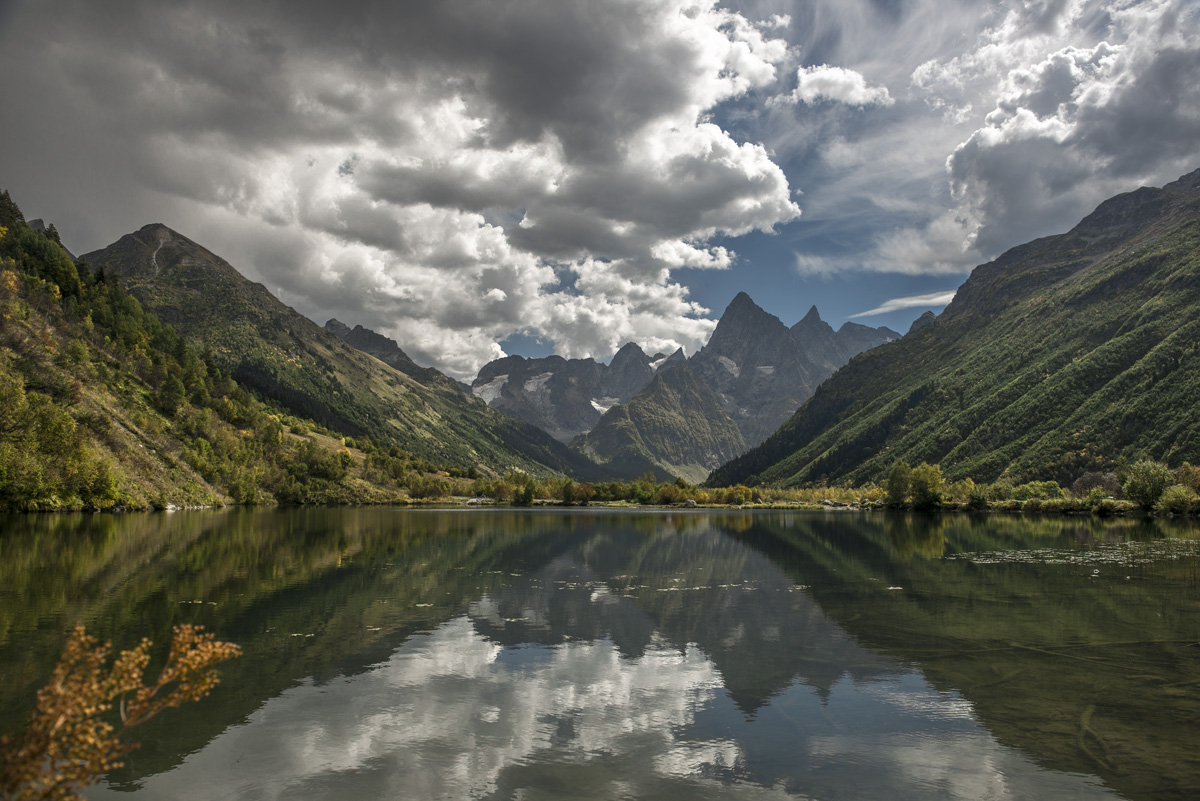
938,0,1200,255
849,290,958,318
5,0,1200,368
0,0,799,378
789,65,894,107
762,0,1200,279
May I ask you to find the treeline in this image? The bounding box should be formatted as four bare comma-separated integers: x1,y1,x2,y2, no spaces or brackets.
880,458,1200,515
0,191,481,511
466,472,771,507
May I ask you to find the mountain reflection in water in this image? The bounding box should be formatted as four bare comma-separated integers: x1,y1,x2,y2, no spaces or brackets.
1,509,1194,800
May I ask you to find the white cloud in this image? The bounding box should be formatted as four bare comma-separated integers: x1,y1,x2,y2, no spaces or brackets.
0,0,800,379
849,290,958,318
789,65,894,107
761,0,1200,280
938,0,1200,255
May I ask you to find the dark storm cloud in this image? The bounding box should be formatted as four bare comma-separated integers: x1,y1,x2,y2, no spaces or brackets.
0,0,800,376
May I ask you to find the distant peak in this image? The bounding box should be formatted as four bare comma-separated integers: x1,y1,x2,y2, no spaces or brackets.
727,291,757,309
801,304,821,322
907,310,937,334
612,341,648,362
324,318,350,335
720,292,773,322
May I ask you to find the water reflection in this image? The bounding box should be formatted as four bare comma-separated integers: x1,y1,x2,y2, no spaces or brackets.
1,509,1195,799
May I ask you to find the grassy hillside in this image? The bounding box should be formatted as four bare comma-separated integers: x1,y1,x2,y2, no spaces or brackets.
710,169,1200,487
83,224,599,479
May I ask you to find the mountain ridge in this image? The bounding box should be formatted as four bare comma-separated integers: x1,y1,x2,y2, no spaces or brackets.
82,225,603,479
573,294,898,481
709,167,1200,488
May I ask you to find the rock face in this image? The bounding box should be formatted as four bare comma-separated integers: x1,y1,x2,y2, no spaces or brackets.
907,311,937,334
468,343,673,443
709,167,1200,488
689,293,898,448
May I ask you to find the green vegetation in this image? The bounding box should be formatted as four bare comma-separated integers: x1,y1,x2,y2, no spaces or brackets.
82,224,597,479
575,363,745,484
710,173,1200,489
1122,458,1174,509
860,457,1200,516
0,191,504,510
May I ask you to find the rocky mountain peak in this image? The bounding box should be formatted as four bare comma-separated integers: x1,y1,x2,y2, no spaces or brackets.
608,342,656,399
325,318,351,337
661,347,686,368
907,311,937,334
610,341,649,366
705,292,789,358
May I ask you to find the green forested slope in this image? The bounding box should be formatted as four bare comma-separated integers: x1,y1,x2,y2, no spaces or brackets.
710,168,1200,487
0,192,402,509
83,224,599,479
577,363,746,483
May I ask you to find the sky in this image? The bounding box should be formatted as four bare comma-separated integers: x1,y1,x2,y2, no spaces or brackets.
2,0,1199,379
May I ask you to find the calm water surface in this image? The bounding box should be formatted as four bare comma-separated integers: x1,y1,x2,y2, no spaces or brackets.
1,509,1198,800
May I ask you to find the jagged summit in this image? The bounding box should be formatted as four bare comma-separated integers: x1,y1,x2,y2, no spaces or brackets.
468,342,662,444
907,311,937,334
324,318,437,383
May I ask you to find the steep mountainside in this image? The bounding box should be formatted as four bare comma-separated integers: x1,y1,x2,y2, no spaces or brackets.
0,190,466,509
577,294,896,481
710,168,1200,488
83,225,599,478
324,319,442,385
574,362,745,483
689,293,898,446
468,342,682,443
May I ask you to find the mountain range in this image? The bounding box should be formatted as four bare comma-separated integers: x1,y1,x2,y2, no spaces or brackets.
72,218,896,486
710,167,1200,487
570,295,898,481
81,225,599,479
7,165,1198,496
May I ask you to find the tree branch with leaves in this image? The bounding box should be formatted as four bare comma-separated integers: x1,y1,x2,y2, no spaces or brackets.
0,624,240,801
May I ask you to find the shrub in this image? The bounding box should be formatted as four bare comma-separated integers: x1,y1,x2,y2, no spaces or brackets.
1012,480,1064,500
1123,460,1174,510
1040,498,1074,514
909,463,944,510
1174,462,1200,493
1156,484,1197,515
513,477,535,506
654,483,685,505
885,461,911,507
0,625,238,801
944,478,975,504
967,484,990,510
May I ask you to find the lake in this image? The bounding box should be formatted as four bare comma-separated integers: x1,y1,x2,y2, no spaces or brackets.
1,508,1198,800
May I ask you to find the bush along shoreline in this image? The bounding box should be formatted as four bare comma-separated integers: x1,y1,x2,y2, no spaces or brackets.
431,459,1200,517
